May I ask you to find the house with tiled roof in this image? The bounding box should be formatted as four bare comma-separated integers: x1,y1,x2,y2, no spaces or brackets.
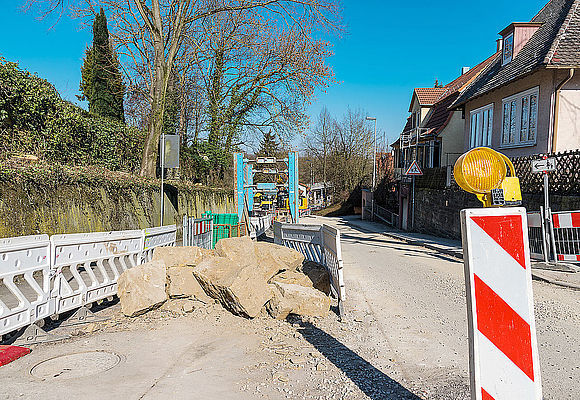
391,56,496,229
393,54,497,174
453,0,580,156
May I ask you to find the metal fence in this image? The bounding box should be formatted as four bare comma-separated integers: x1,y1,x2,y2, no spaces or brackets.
552,211,580,262
0,225,176,343
182,216,213,249
274,221,345,316
526,209,580,264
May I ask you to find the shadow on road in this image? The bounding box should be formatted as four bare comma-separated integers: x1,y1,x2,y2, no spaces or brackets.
295,319,421,400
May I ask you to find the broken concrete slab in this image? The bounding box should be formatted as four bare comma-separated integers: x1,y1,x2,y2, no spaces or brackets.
272,282,330,318
215,236,257,266
166,266,212,302
194,256,272,318
152,246,205,268
255,242,304,281
117,260,167,317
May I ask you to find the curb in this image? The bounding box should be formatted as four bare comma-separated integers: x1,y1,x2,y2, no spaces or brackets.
345,219,580,290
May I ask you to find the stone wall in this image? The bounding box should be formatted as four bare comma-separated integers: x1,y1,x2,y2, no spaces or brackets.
0,165,233,239
414,186,580,240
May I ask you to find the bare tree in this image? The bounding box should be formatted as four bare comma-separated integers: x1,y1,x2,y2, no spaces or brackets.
27,0,342,177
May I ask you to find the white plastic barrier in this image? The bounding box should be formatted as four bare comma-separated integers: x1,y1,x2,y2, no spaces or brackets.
249,214,274,239
143,225,177,262
321,225,346,301
274,221,345,314
0,235,53,336
274,222,324,264
51,230,144,314
182,216,213,249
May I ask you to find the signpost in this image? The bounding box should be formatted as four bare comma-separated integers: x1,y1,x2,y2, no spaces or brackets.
405,161,423,229
160,134,180,226
531,156,557,261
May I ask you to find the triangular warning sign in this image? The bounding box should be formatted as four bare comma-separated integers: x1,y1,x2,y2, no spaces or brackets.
471,215,526,269
405,160,423,175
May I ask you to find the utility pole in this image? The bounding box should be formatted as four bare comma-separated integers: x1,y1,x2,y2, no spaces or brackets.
366,117,377,220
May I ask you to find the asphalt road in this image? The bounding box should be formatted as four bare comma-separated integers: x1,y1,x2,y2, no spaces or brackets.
308,215,580,399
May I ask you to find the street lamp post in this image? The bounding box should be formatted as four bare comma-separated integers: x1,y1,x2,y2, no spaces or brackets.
366,117,377,220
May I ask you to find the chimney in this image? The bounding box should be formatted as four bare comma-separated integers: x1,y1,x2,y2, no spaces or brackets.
461,67,470,75
496,38,503,53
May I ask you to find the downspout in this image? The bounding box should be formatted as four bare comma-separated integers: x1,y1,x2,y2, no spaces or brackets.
551,68,574,153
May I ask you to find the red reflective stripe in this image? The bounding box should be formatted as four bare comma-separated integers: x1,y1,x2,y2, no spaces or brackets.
577,255,580,262
558,255,564,261
474,274,534,381
553,214,560,228
471,215,526,269
572,213,580,228
481,388,495,400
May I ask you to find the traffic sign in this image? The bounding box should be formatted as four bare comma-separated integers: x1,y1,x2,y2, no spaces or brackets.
531,158,556,173
405,160,423,176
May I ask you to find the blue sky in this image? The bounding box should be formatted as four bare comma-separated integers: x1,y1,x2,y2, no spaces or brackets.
0,0,548,147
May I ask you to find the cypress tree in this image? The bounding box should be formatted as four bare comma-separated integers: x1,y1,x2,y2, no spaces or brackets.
79,8,125,122
258,130,280,157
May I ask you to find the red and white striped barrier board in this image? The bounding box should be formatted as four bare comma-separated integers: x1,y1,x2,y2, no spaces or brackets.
461,207,542,400
552,211,580,229
552,211,580,262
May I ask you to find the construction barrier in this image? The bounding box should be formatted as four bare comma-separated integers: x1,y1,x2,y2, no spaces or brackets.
0,226,176,340
526,211,545,260
182,216,213,249
552,211,580,262
461,208,542,400
249,213,274,239
274,221,345,316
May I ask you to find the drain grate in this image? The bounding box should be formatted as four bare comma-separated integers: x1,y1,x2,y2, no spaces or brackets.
30,351,121,380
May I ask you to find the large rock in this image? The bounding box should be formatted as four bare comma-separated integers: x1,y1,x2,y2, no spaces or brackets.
152,246,205,267
215,236,257,266
117,260,167,317
193,256,272,318
267,282,330,319
270,269,313,288
255,242,305,280
300,261,331,295
166,266,212,302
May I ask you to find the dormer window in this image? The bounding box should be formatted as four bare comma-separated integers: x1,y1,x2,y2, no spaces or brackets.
503,32,514,65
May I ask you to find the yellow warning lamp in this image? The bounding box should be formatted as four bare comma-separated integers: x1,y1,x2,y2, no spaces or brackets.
454,147,522,207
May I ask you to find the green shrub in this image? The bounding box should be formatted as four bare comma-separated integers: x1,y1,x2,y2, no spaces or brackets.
0,57,143,171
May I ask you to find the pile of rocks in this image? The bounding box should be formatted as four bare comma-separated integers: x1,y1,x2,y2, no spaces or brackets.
117,236,331,320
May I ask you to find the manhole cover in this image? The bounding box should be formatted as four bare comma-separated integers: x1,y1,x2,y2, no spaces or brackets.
30,351,121,380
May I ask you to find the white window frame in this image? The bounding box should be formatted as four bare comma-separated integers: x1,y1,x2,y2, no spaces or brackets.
502,33,514,65
500,86,539,148
469,103,494,149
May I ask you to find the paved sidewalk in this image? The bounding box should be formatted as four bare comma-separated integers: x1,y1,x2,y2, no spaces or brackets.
341,215,580,290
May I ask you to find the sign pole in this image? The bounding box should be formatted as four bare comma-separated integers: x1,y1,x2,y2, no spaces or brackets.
160,131,165,226
411,175,415,230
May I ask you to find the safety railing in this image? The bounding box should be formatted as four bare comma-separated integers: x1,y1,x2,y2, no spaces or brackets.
182,216,213,249
527,211,546,260
374,205,398,227
0,225,176,342
274,221,345,316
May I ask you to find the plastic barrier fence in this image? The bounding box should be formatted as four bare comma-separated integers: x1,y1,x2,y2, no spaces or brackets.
0,235,52,337
274,221,344,315
249,214,274,239
0,226,175,339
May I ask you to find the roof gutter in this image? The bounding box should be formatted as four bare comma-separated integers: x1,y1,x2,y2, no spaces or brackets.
551,68,574,153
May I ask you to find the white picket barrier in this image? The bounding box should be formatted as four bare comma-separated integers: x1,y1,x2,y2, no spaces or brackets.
0,235,53,336
51,230,144,315
249,213,274,239
143,225,177,262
